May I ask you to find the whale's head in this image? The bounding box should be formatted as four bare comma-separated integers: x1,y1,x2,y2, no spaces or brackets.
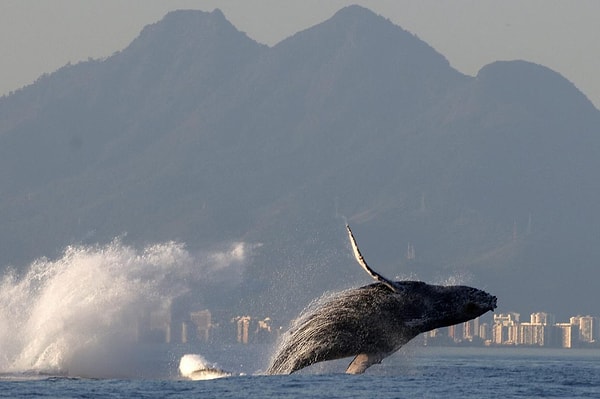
448,284,497,320
392,281,497,331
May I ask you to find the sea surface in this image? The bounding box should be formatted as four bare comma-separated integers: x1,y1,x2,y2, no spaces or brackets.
1,243,598,397
1,346,598,398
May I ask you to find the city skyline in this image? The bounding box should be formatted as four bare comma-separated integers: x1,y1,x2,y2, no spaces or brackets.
427,311,599,349
137,303,600,350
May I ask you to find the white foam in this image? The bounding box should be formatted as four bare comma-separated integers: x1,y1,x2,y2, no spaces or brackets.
179,354,231,380
0,239,254,378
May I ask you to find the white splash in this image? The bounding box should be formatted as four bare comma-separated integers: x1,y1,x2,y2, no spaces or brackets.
178,354,231,380
0,239,253,377
434,270,474,286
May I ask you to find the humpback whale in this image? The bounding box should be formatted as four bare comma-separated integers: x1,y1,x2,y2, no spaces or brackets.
266,225,497,375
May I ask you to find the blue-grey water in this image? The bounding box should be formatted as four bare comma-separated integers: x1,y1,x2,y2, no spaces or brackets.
1,243,598,397
1,346,598,398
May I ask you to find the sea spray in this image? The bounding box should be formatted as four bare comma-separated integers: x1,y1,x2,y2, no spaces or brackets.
0,239,254,377
178,354,231,380
433,270,474,287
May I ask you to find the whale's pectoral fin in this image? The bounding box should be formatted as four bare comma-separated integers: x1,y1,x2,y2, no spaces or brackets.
345,352,390,374
346,224,400,293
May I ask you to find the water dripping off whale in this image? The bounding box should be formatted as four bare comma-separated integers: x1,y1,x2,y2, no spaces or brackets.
266,225,497,375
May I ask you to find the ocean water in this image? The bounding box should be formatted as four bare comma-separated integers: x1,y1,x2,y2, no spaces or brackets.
1,240,598,397
1,347,599,398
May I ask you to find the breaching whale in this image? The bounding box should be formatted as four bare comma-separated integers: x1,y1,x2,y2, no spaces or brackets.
266,225,497,375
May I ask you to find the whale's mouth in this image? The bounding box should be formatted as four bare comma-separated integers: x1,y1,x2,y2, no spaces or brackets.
473,291,497,313
477,293,497,313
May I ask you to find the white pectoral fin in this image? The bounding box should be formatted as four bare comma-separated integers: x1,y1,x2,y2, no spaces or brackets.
346,224,400,293
345,352,390,374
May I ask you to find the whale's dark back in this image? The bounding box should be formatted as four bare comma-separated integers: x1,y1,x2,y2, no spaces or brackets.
266,281,496,375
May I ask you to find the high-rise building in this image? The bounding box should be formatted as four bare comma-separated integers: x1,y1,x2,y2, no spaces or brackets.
510,312,556,346
494,313,520,325
530,312,555,326
479,323,491,341
518,323,552,346
448,323,463,342
255,317,276,343
493,313,520,344
569,315,599,343
235,316,251,344
555,323,579,348
190,309,212,342
493,323,509,345
463,318,480,341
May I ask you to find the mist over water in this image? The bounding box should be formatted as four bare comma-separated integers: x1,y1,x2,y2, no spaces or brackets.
433,271,473,287
0,239,253,378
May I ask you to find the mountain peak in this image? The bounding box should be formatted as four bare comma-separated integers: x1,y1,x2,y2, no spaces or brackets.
163,8,231,31
330,4,386,22
324,4,407,39
126,8,257,55
274,3,452,74
475,60,598,115
110,8,263,99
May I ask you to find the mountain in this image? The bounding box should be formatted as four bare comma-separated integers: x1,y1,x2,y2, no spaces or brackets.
1,5,599,320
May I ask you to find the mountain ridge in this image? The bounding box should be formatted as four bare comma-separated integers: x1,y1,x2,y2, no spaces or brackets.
0,6,599,319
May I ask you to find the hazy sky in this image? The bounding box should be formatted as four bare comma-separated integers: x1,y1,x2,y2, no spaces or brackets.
1,1,599,108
